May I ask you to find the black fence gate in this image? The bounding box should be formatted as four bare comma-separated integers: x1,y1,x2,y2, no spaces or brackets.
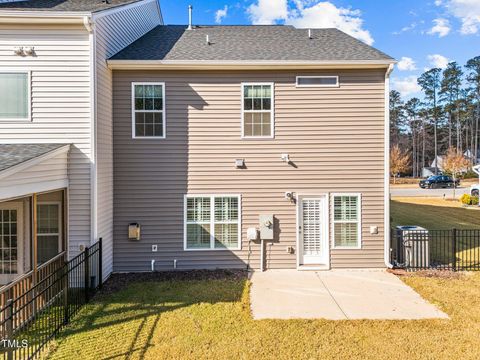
0,239,102,359
391,229,480,271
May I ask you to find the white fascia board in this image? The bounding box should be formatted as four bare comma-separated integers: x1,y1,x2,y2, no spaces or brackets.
107,59,397,70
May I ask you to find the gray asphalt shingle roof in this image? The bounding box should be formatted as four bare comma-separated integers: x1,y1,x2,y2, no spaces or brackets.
0,144,68,173
0,0,143,12
110,25,394,62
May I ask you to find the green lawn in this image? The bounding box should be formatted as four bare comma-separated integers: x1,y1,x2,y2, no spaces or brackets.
391,197,480,229
47,272,480,360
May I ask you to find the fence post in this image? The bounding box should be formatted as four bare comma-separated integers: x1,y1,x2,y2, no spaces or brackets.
6,299,13,360
63,262,69,325
84,246,90,303
452,228,457,271
99,238,103,289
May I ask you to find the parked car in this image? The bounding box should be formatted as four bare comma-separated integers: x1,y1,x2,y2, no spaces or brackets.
419,175,460,189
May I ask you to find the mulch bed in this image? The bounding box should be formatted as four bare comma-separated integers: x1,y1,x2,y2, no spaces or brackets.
388,268,466,279
97,269,249,296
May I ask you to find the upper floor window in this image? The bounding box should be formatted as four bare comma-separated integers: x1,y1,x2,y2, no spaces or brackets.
132,82,165,138
296,76,339,87
0,72,30,121
242,83,274,138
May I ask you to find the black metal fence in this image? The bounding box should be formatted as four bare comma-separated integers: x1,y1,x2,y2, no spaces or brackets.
0,239,102,359
391,229,480,271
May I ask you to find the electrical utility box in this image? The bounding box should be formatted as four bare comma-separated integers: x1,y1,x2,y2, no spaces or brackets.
259,214,274,240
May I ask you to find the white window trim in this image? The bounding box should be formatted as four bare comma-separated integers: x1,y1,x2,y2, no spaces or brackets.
331,193,362,249
131,81,166,139
37,201,63,261
183,194,242,251
241,82,275,139
296,75,339,88
0,70,31,122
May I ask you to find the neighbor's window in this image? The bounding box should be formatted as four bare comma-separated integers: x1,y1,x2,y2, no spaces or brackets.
296,76,339,87
37,203,61,264
242,83,273,138
0,72,29,120
333,194,361,248
132,82,165,138
185,195,240,250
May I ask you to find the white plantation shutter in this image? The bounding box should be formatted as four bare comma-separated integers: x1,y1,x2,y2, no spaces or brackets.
333,195,361,248
185,195,240,250
302,199,323,255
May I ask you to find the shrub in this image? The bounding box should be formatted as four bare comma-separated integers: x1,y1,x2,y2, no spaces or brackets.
462,169,478,179
461,193,472,205
472,196,479,206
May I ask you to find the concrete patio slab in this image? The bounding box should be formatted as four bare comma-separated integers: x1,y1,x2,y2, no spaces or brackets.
250,269,449,320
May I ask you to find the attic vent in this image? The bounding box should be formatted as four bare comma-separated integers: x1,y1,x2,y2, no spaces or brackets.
296,76,339,87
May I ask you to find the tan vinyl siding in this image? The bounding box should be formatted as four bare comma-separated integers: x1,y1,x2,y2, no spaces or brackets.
0,27,91,258
94,0,162,281
112,69,386,271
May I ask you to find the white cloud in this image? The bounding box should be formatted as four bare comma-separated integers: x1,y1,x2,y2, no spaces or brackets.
428,18,451,37
392,76,422,97
247,0,288,24
247,0,374,45
427,54,449,68
215,5,228,24
437,0,480,35
397,57,417,71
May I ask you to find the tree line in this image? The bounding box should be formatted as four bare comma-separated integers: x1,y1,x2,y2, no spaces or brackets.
390,56,480,177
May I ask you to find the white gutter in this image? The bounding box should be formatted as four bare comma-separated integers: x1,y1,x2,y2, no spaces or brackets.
107,59,396,70
384,63,394,268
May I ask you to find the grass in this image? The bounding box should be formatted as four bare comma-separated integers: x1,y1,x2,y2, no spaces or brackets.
391,197,480,229
47,273,480,360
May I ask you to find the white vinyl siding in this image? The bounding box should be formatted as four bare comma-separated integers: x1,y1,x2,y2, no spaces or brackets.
241,83,274,138
93,0,162,280
296,76,339,87
0,71,30,121
184,195,241,250
332,194,361,249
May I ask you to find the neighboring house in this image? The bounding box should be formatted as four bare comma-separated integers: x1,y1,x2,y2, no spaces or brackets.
108,24,395,271
0,0,162,285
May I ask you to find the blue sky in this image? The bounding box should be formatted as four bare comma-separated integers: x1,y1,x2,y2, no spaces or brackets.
160,0,480,99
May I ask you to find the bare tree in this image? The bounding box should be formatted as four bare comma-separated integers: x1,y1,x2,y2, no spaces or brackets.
443,147,470,198
390,145,410,184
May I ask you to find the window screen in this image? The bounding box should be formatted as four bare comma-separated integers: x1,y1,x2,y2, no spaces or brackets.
0,72,29,120
242,84,273,137
133,83,165,138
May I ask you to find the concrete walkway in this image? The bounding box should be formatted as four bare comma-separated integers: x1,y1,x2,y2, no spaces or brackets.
250,269,449,320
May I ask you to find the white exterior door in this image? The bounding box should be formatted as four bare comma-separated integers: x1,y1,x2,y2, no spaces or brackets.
299,196,328,266
0,202,24,284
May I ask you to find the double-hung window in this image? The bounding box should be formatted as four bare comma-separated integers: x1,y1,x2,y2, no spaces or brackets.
185,195,241,250
242,83,274,138
332,194,361,248
37,203,62,264
132,82,165,138
0,72,30,121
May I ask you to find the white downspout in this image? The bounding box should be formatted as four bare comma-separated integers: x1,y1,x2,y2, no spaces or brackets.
384,64,394,268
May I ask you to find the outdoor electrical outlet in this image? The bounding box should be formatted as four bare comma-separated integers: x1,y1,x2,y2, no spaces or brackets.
152,245,158,252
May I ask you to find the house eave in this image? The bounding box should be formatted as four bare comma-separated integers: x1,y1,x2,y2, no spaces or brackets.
107,59,396,71
0,12,90,26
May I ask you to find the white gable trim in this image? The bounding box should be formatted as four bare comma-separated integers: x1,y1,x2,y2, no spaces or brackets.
0,144,70,180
